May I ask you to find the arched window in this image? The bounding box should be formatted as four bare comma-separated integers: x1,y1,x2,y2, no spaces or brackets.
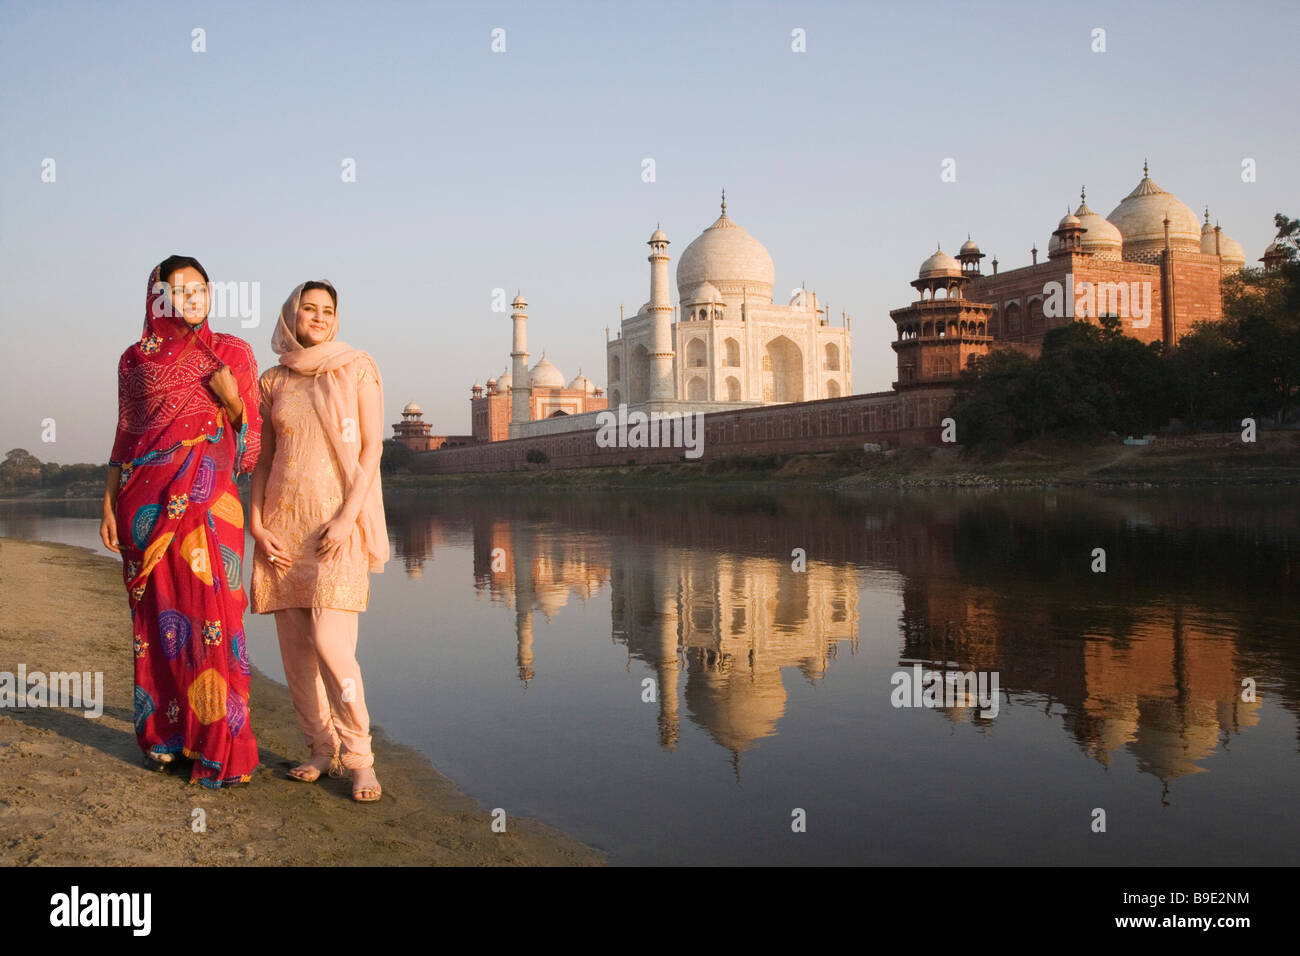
724,337,740,366
725,375,741,401
686,337,707,368
826,379,841,398
610,355,621,381
824,342,840,371
762,336,804,403
1029,298,1045,330
1005,301,1022,332
687,376,707,400
629,344,651,404
989,309,999,337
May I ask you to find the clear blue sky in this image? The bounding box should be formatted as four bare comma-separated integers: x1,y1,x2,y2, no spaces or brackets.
2,0,1296,463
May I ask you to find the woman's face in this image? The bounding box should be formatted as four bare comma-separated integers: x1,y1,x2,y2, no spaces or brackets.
295,288,336,346
165,266,209,326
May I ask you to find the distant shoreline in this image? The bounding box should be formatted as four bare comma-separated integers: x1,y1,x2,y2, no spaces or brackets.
386,436,1300,492
6,434,1297,502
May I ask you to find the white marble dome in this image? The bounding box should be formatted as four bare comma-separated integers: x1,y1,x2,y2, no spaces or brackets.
918,247,962,279
960,237,981,254
1200,217,1247,266
402,401,422,415
567,369,597,395
496,368,512,391
676,202,775,300
1107,166,1202,249
528,354,565,389
1073,195,1123,257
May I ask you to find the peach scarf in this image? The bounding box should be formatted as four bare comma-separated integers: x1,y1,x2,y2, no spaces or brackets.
272,281,388,572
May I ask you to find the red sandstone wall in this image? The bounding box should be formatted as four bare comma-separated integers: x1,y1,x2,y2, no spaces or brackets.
1168,253,1225,343
410,391,924,474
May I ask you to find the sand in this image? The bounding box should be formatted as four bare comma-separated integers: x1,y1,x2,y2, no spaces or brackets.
0,537,604,866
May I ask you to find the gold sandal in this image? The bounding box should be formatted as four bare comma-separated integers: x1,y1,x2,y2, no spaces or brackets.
351,767,382,802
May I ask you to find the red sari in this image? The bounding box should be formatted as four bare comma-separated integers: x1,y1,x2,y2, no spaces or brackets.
110,266,262,788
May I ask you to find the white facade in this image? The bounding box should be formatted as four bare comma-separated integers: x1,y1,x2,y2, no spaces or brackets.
606,196,853,409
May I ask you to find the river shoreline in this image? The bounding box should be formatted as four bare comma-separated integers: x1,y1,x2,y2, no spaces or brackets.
0,537,605,866
386,437,1300,492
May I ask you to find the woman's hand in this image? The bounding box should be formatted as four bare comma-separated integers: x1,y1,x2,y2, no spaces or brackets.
208,364,241,407
100,466,121,554
252,525,293,570
316,514,353,560
99,511,120,553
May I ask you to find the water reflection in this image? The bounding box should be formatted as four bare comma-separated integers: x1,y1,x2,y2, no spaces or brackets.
385,488,1298,800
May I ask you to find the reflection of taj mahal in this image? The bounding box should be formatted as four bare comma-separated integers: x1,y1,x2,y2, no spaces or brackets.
606,192,852,409
391,493,1274,792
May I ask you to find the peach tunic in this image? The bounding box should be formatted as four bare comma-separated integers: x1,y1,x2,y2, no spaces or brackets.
251,357,378,613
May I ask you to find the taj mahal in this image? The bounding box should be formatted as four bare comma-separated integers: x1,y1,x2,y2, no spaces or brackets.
605,191,852,410
392,192,855,450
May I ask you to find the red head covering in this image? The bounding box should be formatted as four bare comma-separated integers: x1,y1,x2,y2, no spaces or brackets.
110,262,260,472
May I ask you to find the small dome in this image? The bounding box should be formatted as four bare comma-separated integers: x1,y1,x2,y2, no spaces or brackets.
528,354,565,389
568,369,597,395
402,401,422,415
1058,212,1081,229
686,281,722,304
497,368,513,391
1072,194,1123,257
960,237,981,254
1200,223,1247,264
511,292,527,309
649,227,668,244
485,376,497,387
918,246,961,280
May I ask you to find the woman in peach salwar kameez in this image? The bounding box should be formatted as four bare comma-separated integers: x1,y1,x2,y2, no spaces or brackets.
249,280,388,802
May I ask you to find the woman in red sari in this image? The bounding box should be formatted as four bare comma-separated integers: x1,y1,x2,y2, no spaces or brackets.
98,256,263,788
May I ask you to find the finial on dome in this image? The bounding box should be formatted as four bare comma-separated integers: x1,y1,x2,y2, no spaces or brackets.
1081,186,1086,203
1143,158,1149,177
1204,207,1211,224
721,188,726,214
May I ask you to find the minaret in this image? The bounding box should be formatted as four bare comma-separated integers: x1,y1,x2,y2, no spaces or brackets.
509,292,530,427
647,224,674,402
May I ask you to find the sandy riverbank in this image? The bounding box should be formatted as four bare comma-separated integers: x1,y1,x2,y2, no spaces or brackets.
0,537,604,866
